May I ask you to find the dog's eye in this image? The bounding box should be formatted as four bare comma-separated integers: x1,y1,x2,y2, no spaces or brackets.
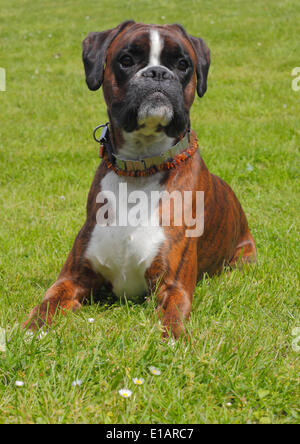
120,55,134,68
177,59,189,71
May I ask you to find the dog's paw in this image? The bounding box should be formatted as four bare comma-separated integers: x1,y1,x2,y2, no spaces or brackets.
162,317,186,341
22,305,46,331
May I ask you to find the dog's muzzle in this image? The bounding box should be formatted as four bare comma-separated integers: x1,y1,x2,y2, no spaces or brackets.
135,66,176,126
111,64,188,137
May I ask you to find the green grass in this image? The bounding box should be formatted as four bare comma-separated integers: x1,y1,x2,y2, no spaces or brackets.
0,0,299,424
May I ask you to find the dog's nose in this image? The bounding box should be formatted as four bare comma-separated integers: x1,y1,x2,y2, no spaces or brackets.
141,66,173,81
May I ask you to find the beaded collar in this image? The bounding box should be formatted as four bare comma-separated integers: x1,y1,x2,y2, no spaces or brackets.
93,123,198,177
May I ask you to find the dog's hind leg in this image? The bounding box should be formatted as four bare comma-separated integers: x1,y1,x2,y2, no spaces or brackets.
229,230,256,268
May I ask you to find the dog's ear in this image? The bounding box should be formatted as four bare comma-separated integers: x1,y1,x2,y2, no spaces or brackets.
188,36,210,97
170,24,210,98
82,20,135,91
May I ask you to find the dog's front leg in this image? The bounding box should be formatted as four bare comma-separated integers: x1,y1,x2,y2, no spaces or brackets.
22,278,90,330
23,229,103,330
154,239,197,340
157,284,194,340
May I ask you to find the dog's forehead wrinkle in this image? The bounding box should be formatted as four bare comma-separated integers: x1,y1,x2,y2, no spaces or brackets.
124,32,150,52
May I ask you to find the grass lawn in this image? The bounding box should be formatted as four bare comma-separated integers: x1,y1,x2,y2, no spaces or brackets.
0,0,299,424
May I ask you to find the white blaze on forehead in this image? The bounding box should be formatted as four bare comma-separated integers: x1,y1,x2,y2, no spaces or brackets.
149,29,163,66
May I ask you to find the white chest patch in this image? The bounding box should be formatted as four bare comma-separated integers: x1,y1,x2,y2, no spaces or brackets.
85,172,166,300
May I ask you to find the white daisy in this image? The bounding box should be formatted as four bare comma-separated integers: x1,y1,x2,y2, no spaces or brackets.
87,318,95,324
119,389,132,398
72,379,82,387
15,381,25,387
132,378,144,385
149,366,161,376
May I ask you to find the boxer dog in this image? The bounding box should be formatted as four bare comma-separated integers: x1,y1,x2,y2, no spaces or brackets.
24,21,256,338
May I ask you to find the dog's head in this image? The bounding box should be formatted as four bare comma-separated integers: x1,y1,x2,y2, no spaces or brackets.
82,21,210,140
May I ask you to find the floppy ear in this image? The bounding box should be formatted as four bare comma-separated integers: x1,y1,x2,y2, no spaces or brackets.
169,24,210,98
82,20,135,91
189,36,210,97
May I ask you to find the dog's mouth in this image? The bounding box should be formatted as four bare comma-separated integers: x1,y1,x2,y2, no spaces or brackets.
137,91,174,129
111,79,188,138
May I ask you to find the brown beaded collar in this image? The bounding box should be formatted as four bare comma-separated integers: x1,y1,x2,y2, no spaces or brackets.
93,123,198,177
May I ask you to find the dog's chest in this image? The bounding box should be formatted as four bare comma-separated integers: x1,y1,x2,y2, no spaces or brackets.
85,171,166,300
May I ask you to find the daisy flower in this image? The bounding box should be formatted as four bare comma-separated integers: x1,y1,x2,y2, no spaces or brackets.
87,318,95,324
72,379,82,387
132,378,144,385
15,381,25,387
149,366,161,376
119,389,132,398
